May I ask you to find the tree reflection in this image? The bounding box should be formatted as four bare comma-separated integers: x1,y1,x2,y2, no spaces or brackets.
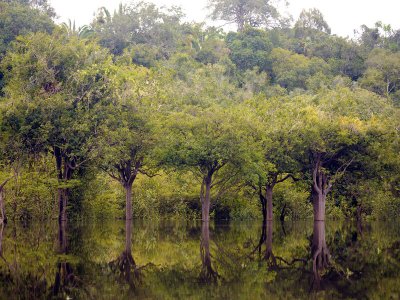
310,220,330,290
199,221,219,282
109,218,141,290
255,220,277,268
51,219,81,298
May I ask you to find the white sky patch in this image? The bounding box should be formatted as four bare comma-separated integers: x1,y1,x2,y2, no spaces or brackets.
49,0,400,38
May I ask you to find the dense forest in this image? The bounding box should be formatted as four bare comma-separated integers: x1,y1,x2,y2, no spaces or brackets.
0,0,399,223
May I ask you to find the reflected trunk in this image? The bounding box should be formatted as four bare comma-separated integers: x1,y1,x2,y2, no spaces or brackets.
264,220,276,267
200,221,218,282
311,221,330,290
256,219,276,268
52,219,77,297
110,219,140,290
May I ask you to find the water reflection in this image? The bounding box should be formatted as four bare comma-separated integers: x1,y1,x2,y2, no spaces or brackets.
0,219,397,299
311,221,330,290
52,220,82,298
109,218,141,290
200,221,219,282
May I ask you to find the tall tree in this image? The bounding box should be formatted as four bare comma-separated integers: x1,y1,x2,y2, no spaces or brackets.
158,106,251,221
244,96,302,221
99,65,161,220
295,88,393,220
1,31,115,221
208,0,280,32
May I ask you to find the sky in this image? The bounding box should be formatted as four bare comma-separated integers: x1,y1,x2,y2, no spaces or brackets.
49,0,400,38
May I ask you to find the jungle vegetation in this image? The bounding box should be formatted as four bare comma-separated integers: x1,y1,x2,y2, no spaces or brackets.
0,0,399,223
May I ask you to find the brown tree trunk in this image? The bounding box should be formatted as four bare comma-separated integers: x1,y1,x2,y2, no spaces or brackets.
201,174,212,222
54,148,73,222
0,177,14,224
312,190,326,221
0,191,7,224
311,154,330,222
125,184,133,220
265,185,274,221
259,193,267,222
58,188,68,222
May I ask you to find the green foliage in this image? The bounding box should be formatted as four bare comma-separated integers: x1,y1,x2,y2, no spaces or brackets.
208,0,281,31
270,47,331,90
0,1,54,55
226,28,272,72
0,0,399,222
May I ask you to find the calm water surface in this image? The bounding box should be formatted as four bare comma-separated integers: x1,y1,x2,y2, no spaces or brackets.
0,218,399,299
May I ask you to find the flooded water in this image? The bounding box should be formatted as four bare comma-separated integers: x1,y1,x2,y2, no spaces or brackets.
0,218,399,299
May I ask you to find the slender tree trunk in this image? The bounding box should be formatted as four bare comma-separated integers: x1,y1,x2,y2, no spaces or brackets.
0,177,14,224
0,191,7,224
54,148,73,222
125,184,133,220
265,185,274,221
125,218,132,254
259,193,267,222
312,190,326,221
202,174,212,222
311,154,329,221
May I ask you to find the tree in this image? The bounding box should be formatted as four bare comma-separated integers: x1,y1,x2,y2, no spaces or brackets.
294,8,331,38
270,48,331,90
92,2,187,57
294,88,393,220
0,1,54,54
244,96,302,221
99,65,160,220
1,31,115,221
207,0,280,32
158,106,251,222
360,48,400,104
0,1,54,95
225,28,272,72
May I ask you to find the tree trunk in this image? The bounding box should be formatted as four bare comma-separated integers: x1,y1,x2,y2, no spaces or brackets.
311,153,330,222
265,185,274,221
312,190,326,221
125,184,133,220
202,174,212,222
54,147,73,222
259,193,267,222
0,190,7,224
58,188,68,222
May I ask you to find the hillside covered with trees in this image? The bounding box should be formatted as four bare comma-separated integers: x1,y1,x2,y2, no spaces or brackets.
0,0,399,223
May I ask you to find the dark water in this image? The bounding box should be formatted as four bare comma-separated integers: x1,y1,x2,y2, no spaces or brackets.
0,218,399,300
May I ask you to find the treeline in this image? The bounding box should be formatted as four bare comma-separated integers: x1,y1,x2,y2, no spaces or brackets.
0,0,399,222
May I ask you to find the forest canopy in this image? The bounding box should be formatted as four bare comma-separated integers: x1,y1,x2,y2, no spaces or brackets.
0,0,399,223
